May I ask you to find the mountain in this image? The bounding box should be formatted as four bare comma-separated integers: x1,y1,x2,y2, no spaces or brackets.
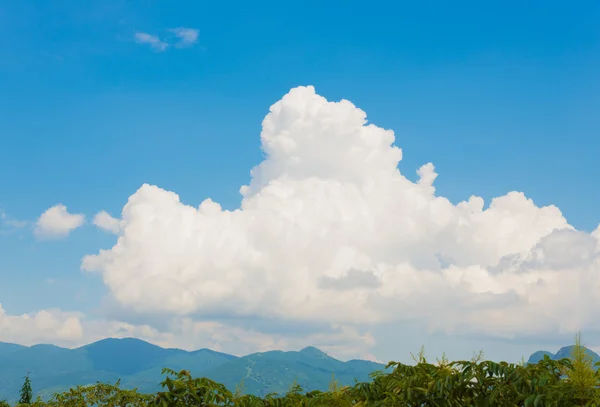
526,345,600,367
526,350,554,365
76,337,187,376
0,338,385,403
202,346,386,397
0,342,26,358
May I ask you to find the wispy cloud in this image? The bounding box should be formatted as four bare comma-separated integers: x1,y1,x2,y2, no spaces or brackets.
1,211,27,228
133,32,169,52
133,27,199,52
169,27,199,48
0,210,28,235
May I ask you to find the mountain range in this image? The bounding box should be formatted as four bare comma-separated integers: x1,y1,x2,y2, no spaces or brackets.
1,337,599,403
0,338,386,403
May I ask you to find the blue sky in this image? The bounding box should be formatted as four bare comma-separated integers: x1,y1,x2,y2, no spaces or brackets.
0,0,599,364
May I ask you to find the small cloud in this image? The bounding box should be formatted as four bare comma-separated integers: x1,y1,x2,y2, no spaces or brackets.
35,204,85,240
93,210,121,235
45,278,56,285
169,27,199,47
133,28,199,52
134,32,168,52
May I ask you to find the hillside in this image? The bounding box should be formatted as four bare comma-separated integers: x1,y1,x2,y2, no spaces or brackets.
0,338,385,403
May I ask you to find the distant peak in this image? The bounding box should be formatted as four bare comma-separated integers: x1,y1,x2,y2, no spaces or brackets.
299,346,327,356
30,343,64,349
114,337,150,343
77,337,156,350
92,337,130,343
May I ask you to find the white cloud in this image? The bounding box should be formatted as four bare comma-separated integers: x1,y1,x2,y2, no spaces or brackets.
169,27,199,47
76,86,599,360
593,224,600,250
0,300,583,363
134,32,168,52
0,304,84,344
93,210,121,234
35,204,85,239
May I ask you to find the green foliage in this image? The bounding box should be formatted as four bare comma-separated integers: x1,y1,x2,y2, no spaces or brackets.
151,368,235,407
19,374,32,405
46,379,153,407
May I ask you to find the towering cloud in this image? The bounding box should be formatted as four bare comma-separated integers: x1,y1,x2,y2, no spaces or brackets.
82,86,599,345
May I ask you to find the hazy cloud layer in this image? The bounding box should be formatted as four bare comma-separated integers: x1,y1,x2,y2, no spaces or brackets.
0,303,377,361
0,304,84,344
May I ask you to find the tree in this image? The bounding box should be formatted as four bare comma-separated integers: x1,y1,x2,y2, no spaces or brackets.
151,368,235,407
48,379,152,407
19,373,33,405
555,332,600,406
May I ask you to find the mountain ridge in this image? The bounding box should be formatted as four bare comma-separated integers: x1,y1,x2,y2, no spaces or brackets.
0,337,384,403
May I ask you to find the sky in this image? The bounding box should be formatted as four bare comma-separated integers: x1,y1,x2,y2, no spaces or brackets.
0,0,599,365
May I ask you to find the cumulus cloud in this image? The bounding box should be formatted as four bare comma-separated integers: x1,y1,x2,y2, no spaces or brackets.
80,86,600,358
0,304,84,345
93,210,121,234
169,27,199,47
35,204,85,239
134,32,168,52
